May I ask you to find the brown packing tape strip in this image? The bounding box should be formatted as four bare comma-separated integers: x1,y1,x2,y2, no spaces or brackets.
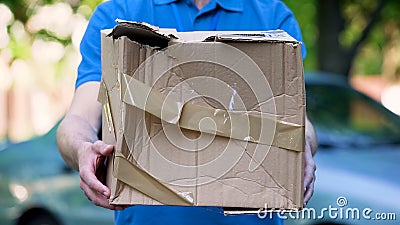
180,103,304,152
113,151,194,206
121,73,304,152
120,73,183,124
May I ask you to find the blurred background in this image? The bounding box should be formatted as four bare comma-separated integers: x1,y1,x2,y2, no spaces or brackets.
0,0,399,142
0,0,102,143
0,1,399,225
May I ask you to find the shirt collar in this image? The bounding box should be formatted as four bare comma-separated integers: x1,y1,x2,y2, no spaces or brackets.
154,0,177,5
153,0,243,12
216,0,243,12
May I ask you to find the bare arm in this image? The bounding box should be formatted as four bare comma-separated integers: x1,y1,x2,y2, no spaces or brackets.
57,82,122,210
306,116,318,156
303,115,318,206
57,82,102,170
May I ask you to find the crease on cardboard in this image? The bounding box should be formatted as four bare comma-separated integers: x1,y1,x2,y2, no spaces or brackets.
119,73,304,152
98,81,116,137
241,150,287,191
216,150,293,206
113,150,194,206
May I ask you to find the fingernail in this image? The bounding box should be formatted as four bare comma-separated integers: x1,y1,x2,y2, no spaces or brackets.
103,191,108,196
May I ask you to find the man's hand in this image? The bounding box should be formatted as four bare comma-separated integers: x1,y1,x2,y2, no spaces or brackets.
303,141,316,207
78,141,124,210
57,82,124,210
303,117,318,207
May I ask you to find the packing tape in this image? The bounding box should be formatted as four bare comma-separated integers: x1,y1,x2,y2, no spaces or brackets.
113,151,194,206
119,73,304,152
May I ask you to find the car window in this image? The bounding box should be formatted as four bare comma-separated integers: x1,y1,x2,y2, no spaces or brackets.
306,84,400,147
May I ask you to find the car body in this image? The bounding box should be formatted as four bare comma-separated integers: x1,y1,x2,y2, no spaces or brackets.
0,124,113,225
286,72,400,225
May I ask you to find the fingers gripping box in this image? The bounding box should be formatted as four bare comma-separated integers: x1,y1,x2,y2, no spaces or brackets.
99,22,305,210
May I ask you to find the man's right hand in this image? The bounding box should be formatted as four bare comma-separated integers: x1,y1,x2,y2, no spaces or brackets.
57,82,125,210
78,140,124,210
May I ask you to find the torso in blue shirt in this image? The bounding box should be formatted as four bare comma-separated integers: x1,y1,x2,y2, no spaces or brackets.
77,0,304,224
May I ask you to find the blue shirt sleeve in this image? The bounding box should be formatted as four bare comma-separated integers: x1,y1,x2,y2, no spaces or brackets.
75,1,117,89
272,1,307,59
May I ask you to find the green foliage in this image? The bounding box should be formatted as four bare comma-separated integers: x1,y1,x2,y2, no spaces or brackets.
1,0,29,22
1,0,102,58
349,0,400,76
285,0,400,76
8,35,31,60
80,0,104,11
35,29,72,45
283,0,318,71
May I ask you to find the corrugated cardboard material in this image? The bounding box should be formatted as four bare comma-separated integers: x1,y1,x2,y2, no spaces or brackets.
100,22,305,210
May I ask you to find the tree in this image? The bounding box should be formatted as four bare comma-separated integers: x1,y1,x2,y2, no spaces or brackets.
285,0,400,80
317,0,387,79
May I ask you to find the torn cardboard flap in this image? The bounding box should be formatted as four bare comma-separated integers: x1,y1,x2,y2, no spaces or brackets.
108,20,175,49
108,20,301,46
100,21,305,210
204,30,300,43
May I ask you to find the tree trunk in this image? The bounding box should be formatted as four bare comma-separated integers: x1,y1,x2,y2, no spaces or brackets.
317,0,351,79
317,0,387,79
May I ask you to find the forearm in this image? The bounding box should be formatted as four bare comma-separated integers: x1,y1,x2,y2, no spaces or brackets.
305,116,318,155
56,82,103,171
57,114,100,170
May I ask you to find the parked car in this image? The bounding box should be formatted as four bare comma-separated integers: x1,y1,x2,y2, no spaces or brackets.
0,124,113,225
286,72,400,225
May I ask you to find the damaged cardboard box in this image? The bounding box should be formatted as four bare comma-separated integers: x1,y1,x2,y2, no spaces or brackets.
99,21,305,210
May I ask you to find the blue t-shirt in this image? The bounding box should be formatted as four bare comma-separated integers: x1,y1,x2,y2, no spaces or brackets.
77,0,305,224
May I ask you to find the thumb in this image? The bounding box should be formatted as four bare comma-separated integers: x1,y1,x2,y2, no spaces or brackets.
93,140,114,156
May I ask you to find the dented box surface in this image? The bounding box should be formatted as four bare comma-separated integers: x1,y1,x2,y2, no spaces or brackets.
100,23,305,210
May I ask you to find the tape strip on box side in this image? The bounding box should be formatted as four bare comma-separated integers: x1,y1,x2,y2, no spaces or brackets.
113,151,194,206
120,73,304,152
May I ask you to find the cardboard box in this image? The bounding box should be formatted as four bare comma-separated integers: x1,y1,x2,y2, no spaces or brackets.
99,22,305,210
